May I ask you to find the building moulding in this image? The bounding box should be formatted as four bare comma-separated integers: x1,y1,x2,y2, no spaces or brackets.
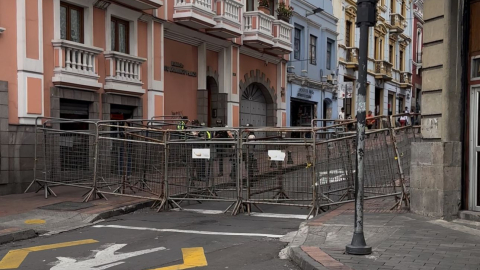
287,73,336,93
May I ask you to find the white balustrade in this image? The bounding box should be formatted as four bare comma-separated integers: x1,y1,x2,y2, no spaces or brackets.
277,22,291,43
258,13,273,34
105,52,145,83
223,0,241,22
195,0,212,10
52,40,102,76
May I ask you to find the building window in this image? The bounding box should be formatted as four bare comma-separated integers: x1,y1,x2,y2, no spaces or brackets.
111,17,130,54
268,0,275,16
401,0,406,17
345,21,352,47
472,57,480,80
390,0,395,13
327,39,333,70
310,35,317,65
60,2,84,43
294,28,301,60
246,0,254,11
400,49,405,71
389,44,394,64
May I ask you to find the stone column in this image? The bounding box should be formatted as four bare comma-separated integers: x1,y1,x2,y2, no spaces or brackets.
410,0,463,220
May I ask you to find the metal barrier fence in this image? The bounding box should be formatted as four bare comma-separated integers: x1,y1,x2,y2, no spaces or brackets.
26,115,421,217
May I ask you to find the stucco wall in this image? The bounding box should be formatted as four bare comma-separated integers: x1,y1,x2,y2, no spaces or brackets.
163,39,199,119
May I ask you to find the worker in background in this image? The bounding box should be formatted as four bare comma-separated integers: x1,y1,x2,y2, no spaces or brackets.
214,119,234,178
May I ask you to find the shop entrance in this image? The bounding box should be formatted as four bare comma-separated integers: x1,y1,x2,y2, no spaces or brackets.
323,98,332,126
59,99,91,172
470,86,480,211
375,87,383,116
207,76,222,127
291,98,315,127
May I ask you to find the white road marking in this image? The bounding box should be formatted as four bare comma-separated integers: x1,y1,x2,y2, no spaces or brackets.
50,244,166,270
172,208,311,220
93,225,285,238
248,212,311,220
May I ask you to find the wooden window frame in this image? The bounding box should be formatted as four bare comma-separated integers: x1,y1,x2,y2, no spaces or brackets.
401,0,406,17
327,39,333,70
310,35,317,65
111,17,130,54
246,0,254,11
345,20,353,47
60,1,84,43
400,49,405,71
294,28,301,60
390,0,395,13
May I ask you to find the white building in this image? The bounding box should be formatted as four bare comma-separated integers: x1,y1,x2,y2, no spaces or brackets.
333,0,413,119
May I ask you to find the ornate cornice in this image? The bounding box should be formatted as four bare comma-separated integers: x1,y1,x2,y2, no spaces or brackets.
287,74,336,92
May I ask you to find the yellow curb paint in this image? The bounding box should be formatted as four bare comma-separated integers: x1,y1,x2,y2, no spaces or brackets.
24,219,46,225
0,239,98,269
151,247,208,270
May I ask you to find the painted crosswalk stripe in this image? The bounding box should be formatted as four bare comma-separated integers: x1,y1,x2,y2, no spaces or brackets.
93,225,284,238
171,208,311,220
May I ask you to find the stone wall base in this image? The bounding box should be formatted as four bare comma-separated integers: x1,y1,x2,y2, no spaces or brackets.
410,141,462,220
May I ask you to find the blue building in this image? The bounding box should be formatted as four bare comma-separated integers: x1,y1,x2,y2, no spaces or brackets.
286,0,338,127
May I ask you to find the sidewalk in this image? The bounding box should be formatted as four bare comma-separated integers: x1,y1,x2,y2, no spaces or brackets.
287,198,480,270
0,186,153,244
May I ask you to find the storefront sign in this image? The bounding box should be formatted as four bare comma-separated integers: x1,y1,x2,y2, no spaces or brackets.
164,61,197,77
296,88,314,100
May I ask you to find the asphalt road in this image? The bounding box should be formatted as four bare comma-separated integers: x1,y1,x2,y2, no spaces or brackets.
0,203,302,270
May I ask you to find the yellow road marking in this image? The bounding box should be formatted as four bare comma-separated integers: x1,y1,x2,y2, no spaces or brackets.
24,219,46,225
0,239,98,269
152,247,208,270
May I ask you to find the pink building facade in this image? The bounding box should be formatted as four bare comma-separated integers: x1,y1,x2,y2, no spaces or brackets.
0,0,293,194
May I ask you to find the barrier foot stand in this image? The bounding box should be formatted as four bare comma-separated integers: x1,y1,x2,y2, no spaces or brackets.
223,201,236,214
42,183,57,199
156,198,168,212
252,203,263,213
170,199,184,210
24,179,39,193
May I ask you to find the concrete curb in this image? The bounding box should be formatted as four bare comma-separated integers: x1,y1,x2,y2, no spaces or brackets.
0,200,154,245
0,229,37,245
288,247,328,270
89,200,154,223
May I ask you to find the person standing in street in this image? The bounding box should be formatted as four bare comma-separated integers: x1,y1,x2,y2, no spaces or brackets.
339,107,345,120
214,119,234,178
366,111,375,130
399,107,408,127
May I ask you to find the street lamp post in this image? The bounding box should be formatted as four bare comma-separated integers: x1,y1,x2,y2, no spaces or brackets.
345,0,377,256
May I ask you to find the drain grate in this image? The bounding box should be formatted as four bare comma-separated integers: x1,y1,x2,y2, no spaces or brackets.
38,201,94,211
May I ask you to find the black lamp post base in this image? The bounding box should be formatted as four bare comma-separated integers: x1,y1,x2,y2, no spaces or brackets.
346,244,372,255
345,232,372,255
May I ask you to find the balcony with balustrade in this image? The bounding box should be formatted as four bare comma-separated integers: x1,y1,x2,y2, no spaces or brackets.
243,11,275,49
115,0,163,9
206,0,243,38
104,52,147,95
400,71,412,88
345,47,359,70
173,0,217,29
390,13,406,34
267,20,293,54
52,40,103,90
374,60,393,81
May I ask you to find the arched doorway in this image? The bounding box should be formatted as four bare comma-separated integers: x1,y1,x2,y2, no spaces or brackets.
240,82,272,127
206,76,220,127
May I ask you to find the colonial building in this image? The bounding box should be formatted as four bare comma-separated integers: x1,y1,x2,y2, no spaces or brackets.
411,0,423,113
411,0,480,220
0,0,294,194
333,0,413,119
286,0,338,127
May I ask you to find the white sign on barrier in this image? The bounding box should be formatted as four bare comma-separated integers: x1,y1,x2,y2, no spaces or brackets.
192,149,210,159
268,150,286,161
